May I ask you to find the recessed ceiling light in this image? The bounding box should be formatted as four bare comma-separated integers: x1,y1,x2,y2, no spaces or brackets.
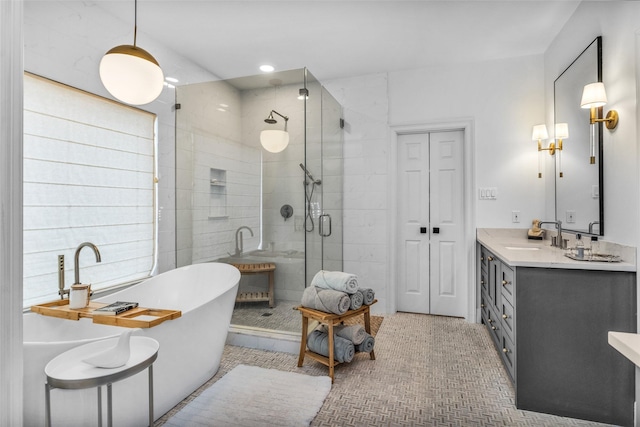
260,65,275,72
165,77,179,83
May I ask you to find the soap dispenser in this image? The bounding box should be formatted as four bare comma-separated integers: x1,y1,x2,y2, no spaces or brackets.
575,233,584,259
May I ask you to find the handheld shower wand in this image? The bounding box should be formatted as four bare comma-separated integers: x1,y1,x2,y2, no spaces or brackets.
300,163,321,232
299,163,321,185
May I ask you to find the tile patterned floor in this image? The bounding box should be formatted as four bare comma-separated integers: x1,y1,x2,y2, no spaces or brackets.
231,300,301,332
156,313,612,427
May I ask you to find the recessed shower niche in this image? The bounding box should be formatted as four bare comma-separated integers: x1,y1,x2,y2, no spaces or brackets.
209,168,227,219
175,68,344,333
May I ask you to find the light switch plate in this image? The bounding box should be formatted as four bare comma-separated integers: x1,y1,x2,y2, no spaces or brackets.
478,187,498,200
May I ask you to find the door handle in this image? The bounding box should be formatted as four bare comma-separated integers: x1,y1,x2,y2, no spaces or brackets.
433,227,440,234
319,214,332,237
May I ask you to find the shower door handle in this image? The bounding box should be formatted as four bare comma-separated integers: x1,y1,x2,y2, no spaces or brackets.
319,214,332,237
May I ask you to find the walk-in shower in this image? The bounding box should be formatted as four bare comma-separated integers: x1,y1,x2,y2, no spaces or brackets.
175,68,343,333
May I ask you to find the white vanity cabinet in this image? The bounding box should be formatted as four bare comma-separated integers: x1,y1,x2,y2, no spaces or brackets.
477,240,636,426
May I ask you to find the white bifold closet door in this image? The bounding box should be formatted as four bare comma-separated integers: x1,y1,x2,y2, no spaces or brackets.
397,130,465,317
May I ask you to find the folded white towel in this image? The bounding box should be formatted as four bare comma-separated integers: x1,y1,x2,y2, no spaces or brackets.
311,270,359,294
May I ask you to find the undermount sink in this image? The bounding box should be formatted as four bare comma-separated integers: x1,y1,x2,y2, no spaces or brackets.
505,246,540,251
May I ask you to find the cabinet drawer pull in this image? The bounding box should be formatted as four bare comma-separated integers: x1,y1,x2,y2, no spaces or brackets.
481,304,485,308
487,256,494,261
502,280,509,286
502,314,508,319
481,280,485,285
480,256,485,261
491,326,497,331
487,318,493,323
502,348,509,354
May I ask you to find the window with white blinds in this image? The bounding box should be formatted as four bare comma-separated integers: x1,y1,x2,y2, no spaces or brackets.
23,73,157,307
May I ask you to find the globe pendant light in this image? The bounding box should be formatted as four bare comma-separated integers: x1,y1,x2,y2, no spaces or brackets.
99,0,164,105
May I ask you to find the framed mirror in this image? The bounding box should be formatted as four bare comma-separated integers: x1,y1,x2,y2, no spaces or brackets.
554,36,603,236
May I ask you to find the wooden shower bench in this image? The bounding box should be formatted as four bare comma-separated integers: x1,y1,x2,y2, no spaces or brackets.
231,262,276,308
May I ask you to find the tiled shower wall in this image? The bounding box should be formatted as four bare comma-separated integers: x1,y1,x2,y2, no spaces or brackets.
176,80,260,266
176,78,309,267
242,83,307,254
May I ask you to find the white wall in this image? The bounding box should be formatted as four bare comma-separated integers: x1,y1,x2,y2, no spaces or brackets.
544,2,640,246
389,55,548,227
0,1,24,424
326,55,546,315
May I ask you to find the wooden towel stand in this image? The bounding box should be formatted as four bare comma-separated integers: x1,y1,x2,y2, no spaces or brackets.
296,300,377,382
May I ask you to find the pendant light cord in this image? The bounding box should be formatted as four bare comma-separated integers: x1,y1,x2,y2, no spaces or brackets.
133,0,138,47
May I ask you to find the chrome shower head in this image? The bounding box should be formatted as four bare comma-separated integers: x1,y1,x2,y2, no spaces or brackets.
263,110,288,126
264,111,277,124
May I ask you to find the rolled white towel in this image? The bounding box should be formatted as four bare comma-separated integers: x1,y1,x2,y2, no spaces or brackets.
307,330,355,363
311,270,359,294
355,333,375,353
359,287,375,305
349,290,364,310
319,324,367,345
301,286,351,315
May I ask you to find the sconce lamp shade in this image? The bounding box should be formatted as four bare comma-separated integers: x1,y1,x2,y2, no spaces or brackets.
555,123,569,139
531,124,549,141
99,44,164,105
580,82,608,109
260,130,290,153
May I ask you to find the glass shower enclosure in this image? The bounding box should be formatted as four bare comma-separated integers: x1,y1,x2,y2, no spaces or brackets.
175,68,343,332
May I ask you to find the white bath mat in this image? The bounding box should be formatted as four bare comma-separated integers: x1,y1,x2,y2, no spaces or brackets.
164,364,331,426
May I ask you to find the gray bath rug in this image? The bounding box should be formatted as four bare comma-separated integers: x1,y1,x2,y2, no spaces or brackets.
163,364,332,426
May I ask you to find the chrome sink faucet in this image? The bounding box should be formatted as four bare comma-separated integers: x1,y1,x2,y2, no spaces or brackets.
539,220,563,248
235,226,254,255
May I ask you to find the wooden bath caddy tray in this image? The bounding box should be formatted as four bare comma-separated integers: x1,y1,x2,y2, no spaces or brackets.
31,300,181,328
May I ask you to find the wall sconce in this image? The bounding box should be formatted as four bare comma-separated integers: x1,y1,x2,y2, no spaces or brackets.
555,123,569,178
260,110,289,153
580,82,619,164
531,123,568,178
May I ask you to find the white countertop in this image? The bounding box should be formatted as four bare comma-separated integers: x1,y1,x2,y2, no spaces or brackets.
608,332,640,367
477,228,636,272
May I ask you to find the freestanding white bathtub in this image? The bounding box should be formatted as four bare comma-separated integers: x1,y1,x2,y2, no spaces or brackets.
23,262,240,426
